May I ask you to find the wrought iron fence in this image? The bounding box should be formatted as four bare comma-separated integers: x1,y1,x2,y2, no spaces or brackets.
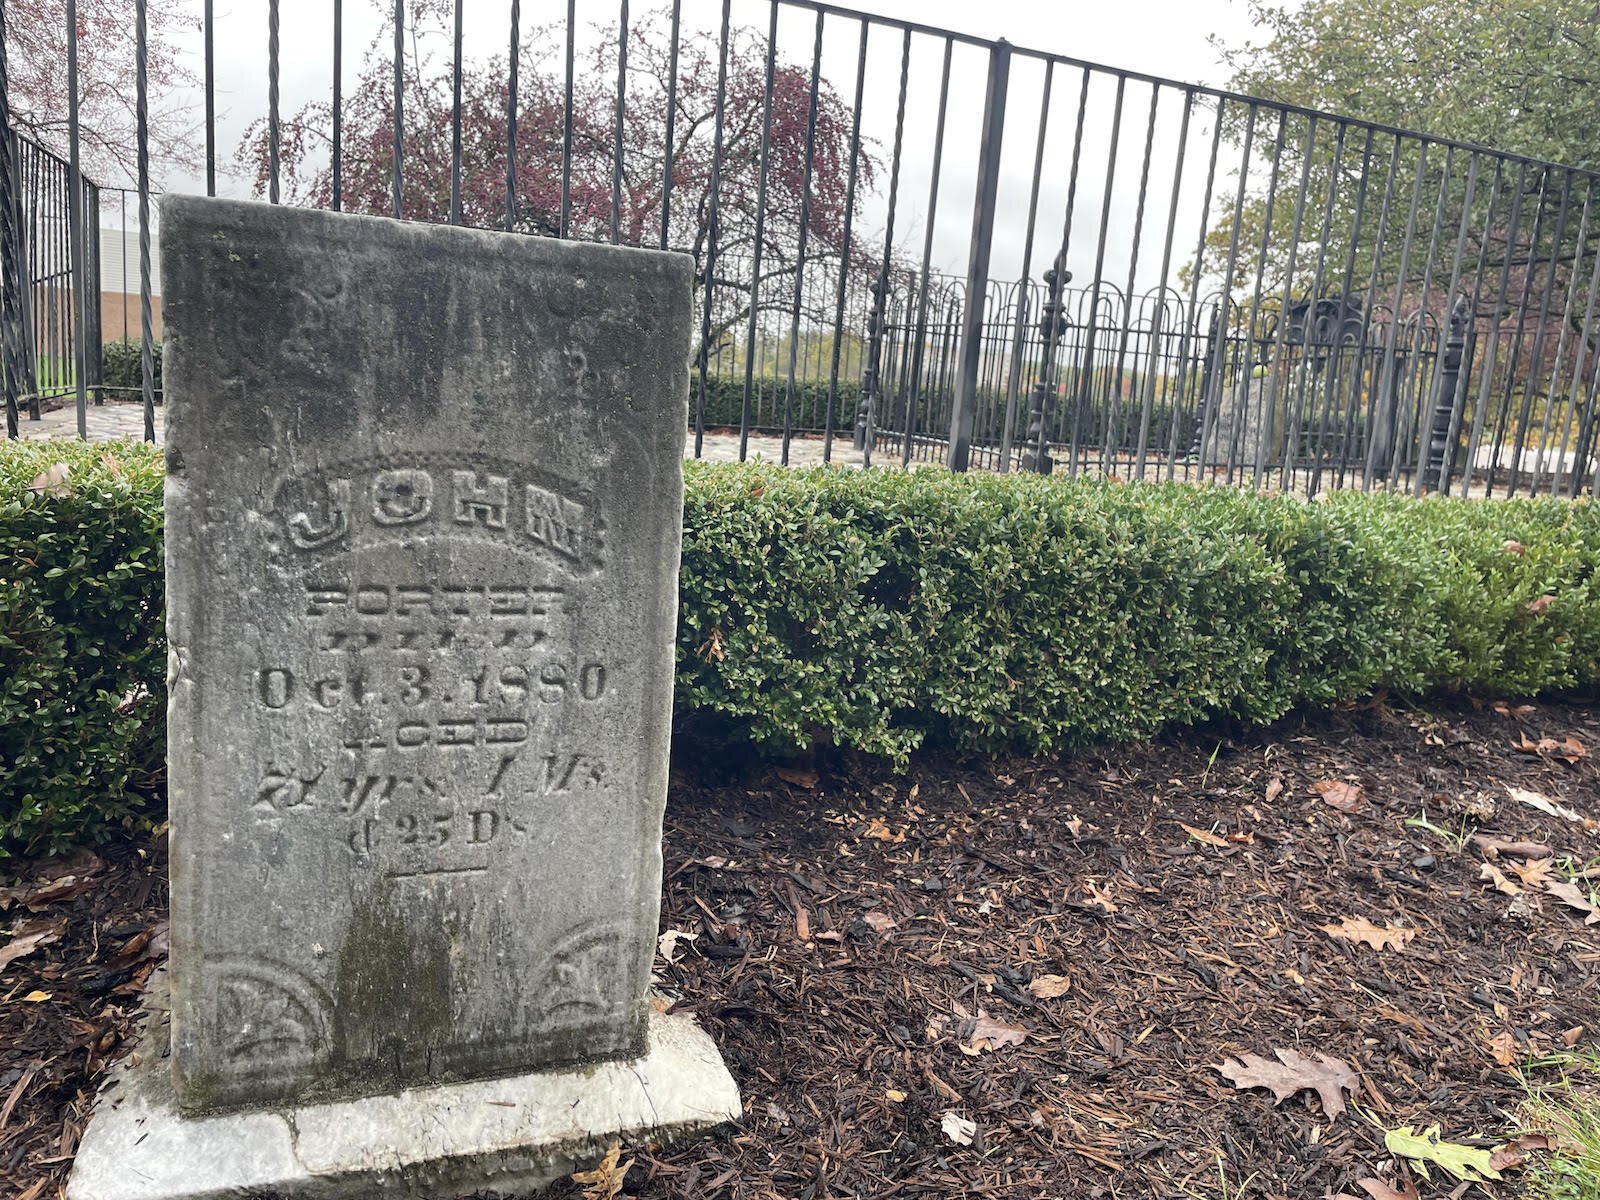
4,0,1599,498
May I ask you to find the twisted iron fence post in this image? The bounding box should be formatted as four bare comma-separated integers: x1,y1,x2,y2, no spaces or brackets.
0,4,35,439
1022,253,1070,474
1422,296,1471,492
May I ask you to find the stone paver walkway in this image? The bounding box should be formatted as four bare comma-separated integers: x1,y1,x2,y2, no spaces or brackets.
15,401,881,468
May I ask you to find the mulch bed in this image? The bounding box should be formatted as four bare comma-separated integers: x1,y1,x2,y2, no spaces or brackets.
5,696,1599,1199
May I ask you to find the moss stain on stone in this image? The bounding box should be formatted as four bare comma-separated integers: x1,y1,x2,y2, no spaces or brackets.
333,884,455,1091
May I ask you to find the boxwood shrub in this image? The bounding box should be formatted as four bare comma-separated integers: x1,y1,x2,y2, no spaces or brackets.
3,438,1597,855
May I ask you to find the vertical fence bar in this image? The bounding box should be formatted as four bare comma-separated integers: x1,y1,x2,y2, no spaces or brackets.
1561,185,1600,499
1534,181,1591,495
1460,163,1528,497
1198,105,1256,476
1390,146,1453,491
204,0,216,195
1135,88,1191,481
392,0,404,217
1103,85,1159,477
947,40,1010,471
659,0,682,249
1228,110,1286,486
137,0,155,441
1485,168,1552,495
65,0,87,438
1169,96,1224,481
1507,170,1573,496
1253,116,1316,488
738,3,780,458
860,28,914,467
780,11,824,467
450,1,463,224
332,0,343,210
1364,142,1428,489
0,3,27,437
1066,73,1126,476
561,0,576,237
506,0,520,230
692,0,734,457
1418,153,1480,493
268,0,280,203
901,37,954,468
823,21,869,465
998,60,1054,473
612,0,629,243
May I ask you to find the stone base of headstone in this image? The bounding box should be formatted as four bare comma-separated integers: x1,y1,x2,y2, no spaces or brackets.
67,976,741,1200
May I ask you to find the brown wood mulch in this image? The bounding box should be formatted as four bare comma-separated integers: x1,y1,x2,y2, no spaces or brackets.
4,697,1598,1200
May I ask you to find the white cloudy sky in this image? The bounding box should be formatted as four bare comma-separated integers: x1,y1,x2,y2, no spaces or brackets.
114,0,1282,289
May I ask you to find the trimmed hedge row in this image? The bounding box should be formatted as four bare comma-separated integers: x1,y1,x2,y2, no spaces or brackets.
3,441,165,855
4,439,1598,854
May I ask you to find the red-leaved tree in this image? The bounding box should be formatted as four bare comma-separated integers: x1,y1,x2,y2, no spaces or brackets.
5,0,196,185
244,0,881,361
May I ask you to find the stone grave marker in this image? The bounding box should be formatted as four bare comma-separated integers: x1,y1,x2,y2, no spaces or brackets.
68,196,739,1200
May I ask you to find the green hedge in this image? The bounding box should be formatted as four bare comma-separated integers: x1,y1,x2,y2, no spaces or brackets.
2,441,165,855
4,439,1598,855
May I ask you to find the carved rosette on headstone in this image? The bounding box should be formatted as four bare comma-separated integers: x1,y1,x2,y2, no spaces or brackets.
67,198,739,1200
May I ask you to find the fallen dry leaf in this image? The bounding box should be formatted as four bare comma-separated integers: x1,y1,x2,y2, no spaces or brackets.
572,1141,633,1200
1265,774,1284,803
1512,735,1589,765
1026,973,1072,1000
21,990,51,1003
885,1089,906,1103
861,817,904,844
1213,1047,1359,1121
1081,881,1119,914
1314,779,1365,813
1178,822,1229,847
1480,862,1522,896
657,928,698,963
1510,858,1556,889
1545,879,1600,924
774,765,818,790
1526,594,1556,614
1356,1179,1420,1200
1502,539,1527,556
941,1111,976,1145
26,462,71,497
1487,1030,1519,1066
1320,917,1417,951
861,911,896,935
962,1008,1029,1053
0,924,63,972
1506,785,1592,827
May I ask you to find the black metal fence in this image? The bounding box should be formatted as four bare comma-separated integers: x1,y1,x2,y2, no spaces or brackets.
4,0,1599,498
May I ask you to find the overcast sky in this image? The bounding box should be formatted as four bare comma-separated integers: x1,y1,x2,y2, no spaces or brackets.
110,0,1281,292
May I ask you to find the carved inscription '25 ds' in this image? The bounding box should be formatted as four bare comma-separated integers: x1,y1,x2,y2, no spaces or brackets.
271,456,605,574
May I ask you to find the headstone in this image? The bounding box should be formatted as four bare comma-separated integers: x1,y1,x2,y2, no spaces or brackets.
68,197,739,1200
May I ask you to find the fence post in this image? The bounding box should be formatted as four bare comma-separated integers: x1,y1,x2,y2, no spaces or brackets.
0,6,28,438
947,40,1010,472
1422,296,1470,492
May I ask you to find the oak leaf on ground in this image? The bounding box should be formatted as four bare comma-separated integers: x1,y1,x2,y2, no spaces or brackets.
572,1142,633,1200
1212,1047,1359,1121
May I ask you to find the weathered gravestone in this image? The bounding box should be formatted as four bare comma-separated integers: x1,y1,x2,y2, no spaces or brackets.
67,196,739,1199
